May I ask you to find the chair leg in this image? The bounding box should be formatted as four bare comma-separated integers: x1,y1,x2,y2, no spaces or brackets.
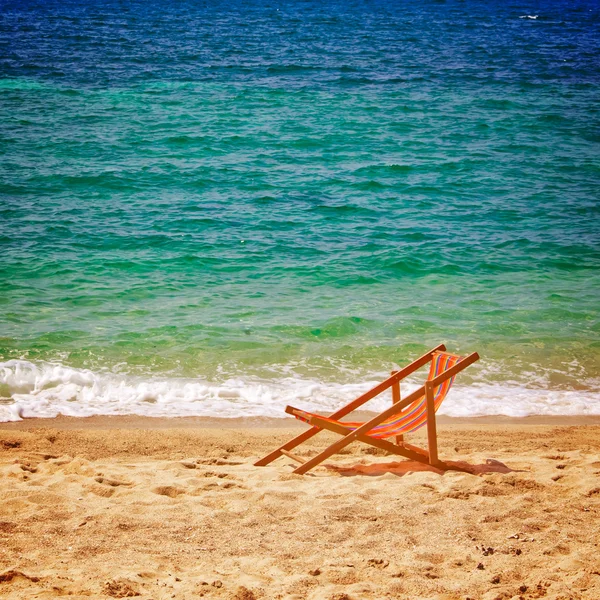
391,375,402,445
292,432,357,475
401,440,429,458
360,435,434,464
425,384,439,466
292,416,432,475
254,427,321,466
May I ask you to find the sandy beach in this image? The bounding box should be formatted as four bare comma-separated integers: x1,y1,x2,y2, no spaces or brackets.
1,416,599,600
3,1,599,599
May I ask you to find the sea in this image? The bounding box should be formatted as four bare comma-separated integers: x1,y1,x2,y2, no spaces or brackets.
1,0,599,422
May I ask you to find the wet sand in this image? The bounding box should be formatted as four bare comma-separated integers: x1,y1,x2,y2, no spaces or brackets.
1,416,600,599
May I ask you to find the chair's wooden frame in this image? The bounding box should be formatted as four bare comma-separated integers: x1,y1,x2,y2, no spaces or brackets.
255,345,479,475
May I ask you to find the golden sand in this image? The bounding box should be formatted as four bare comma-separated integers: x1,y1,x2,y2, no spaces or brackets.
1,416,600,599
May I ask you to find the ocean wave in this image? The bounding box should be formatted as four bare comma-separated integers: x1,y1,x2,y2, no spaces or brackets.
2,360,600,423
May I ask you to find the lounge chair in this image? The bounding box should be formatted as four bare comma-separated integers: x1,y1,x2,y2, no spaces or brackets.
255,344,479,474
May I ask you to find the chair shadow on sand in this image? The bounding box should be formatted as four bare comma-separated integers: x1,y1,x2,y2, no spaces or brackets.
324,458,523,478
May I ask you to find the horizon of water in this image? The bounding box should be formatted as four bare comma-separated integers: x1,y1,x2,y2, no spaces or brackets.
1,0,599,421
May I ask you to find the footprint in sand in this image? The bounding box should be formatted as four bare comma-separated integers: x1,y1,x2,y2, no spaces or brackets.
94,476,133,487
84,476,133,497
201,471,231,479
152,485,186,498
87,484,115,498
0,440,21,449
15,460,38,474
367,558,389,569
231,586,257,600
103,577,140,598
0,570,40,583
197,458,244,466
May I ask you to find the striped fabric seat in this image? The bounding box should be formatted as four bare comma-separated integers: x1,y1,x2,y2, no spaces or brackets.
291,352,462,439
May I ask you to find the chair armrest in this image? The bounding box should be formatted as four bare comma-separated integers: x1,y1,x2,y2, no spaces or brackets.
426,352,480,388
285,405,311,419
325,344,446,420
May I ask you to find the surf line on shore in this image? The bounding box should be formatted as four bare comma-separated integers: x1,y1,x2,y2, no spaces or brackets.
2,359,600,422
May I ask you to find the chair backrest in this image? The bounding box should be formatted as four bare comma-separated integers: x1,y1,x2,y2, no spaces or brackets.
370,351,465,438
426,351,463,411
287,348,471,439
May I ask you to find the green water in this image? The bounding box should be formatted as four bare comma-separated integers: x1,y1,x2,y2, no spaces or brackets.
1,1,599,418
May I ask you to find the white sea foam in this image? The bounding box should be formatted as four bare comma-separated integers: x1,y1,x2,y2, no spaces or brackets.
519,15,539,19
1,359,599,422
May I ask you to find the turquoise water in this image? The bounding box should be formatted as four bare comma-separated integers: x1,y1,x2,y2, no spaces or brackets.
1,1,599,419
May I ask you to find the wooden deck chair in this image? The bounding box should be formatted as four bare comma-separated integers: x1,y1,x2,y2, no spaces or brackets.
255,344,479,475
